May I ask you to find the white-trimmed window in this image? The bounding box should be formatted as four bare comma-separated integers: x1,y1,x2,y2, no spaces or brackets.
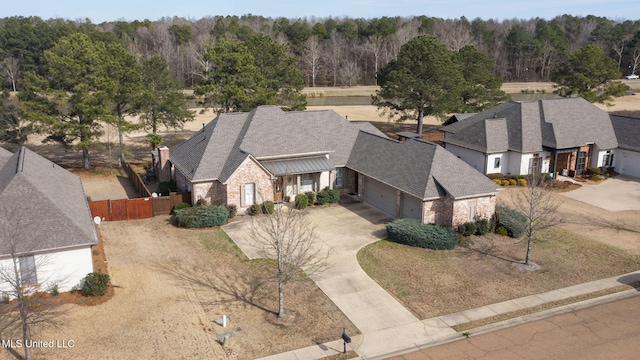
468,201,477,222
300,174,314,192
335,168,344,188
19,256,37,287
602,151,614,167
494,157,500,169
241,183,255,206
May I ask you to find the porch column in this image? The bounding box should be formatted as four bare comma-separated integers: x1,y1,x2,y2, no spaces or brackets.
553,151,558,178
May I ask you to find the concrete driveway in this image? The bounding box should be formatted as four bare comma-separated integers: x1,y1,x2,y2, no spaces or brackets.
223,202,457,358
560,175,640,211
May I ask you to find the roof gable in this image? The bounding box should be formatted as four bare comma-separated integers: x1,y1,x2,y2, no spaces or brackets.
443,98,619,154
171,106,385,181
0,147,98,256
347,132,499,200
610,115,640,152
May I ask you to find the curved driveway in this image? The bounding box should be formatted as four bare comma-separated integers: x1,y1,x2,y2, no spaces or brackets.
223,202,457,358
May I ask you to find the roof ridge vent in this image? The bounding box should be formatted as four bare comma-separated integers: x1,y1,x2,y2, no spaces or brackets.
17,146,26,173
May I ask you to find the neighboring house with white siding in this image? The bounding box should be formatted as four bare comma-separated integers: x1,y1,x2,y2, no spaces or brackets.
441,98,621,177
0,147,97,296
610,115,640,178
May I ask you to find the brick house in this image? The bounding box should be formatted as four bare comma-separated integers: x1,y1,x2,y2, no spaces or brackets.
163,106,499,227
441,97,620,178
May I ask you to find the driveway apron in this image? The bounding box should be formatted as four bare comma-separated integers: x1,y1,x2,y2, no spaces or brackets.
223,202,457,358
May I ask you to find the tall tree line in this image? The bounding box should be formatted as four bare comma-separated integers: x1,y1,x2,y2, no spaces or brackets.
2,15,640,92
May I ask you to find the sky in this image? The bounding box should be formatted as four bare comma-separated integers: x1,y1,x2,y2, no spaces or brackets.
3,0,640,23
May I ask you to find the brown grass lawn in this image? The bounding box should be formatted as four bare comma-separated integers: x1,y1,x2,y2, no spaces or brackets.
357,228,640,320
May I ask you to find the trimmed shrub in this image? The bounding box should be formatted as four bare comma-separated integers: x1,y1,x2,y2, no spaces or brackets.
386,219,458,250
262,201,275,214
509,179,517,186
328,188,340,203
458,222,477,237
492,179,502,185
585,167,601,176
495,206,526,238
175,205,229,227
295,194,309,209
249,204,261,216
305,191,317,205
475,218,492,235
82,272,110,296
174,202,191,211
487,173,504,180
496,226,508,236
196,198,208,206
316,189,330,205
518,179,527,186
500,179,510,186
226,204,237,219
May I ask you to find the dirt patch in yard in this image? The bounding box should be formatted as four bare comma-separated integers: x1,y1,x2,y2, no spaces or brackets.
23,217,357,360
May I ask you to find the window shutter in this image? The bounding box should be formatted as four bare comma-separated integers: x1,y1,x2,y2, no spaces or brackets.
240,184,246,207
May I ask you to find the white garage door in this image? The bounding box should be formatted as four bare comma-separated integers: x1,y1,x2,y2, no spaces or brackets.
364,177,397,217
401,194,422,220
620,151,640,178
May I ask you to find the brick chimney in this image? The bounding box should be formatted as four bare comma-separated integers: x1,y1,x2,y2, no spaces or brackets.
157,145,172,183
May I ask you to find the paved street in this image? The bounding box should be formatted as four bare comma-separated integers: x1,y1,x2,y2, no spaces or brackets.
388,294,640,360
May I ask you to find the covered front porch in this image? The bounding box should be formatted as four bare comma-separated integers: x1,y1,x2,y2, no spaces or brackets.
260,156,336,202
550,145,593,177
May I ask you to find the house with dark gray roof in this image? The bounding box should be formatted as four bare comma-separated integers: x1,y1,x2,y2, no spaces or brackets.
164,106,499,227
441,98,620,177
0,147,97,296
610,115,640,178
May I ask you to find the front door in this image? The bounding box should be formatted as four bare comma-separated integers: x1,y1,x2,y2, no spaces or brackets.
274,177,284,202
576,151,587,175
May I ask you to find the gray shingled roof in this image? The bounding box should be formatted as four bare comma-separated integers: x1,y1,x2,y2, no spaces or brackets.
0,147,11,168
442,98,618,153
0,147,98,256
347,132,499,200
171,106,385,182
610,115,640,152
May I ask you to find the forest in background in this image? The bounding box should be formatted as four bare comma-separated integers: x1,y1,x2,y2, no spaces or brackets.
2,14,640,91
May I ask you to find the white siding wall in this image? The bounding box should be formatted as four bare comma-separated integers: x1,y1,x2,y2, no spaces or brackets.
519,152,551,175
507,152,523,175
319,171,331,190
486,153,507,175
445,144,487,173
0,246,94,297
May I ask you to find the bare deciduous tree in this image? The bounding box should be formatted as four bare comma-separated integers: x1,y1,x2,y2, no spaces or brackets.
302,36,322,87
1,57,19,92
250,205,328,320
0,206,68,360
510,173,562,266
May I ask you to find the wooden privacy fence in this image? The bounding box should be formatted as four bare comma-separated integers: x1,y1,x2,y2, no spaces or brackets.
88,192,191,221
122,161,151,198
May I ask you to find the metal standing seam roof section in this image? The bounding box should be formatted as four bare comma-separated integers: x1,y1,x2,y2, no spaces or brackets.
259,156,336,175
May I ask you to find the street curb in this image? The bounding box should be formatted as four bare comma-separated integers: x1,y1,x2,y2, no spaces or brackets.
366,288,640,360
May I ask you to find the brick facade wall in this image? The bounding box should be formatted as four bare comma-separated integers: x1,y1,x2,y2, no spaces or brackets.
192,181,226,205
226,157,274,215
175,169,188,192
422,197,453,227
422,194,496,228
451,195,497,228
